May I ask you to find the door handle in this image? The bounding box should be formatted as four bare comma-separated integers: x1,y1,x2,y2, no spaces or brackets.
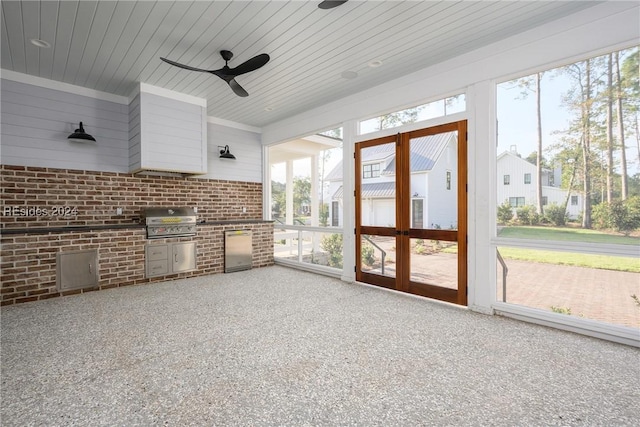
403,231,409,236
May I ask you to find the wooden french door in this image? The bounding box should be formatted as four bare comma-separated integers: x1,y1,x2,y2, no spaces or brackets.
355,121,467,305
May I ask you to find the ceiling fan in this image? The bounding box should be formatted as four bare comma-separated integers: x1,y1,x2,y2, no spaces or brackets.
160,50,270,97
318,1,348,9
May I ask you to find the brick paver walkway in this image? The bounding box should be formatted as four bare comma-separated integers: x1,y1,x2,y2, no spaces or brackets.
497,259,640,328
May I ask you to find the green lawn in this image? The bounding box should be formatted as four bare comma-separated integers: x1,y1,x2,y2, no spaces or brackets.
498,225,639,245
497,247,640,273
496,226,640,272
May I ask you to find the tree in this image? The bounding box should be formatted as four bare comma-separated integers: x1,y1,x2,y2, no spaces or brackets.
561,59,598,228
616,48,640,199
271,181,285,218
293,176,311,215
514,73,545,215
605,53,614,203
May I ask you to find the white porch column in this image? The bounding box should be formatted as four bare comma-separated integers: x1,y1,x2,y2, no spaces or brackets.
310,154,319,227
286,159,294,225
341,120,357,282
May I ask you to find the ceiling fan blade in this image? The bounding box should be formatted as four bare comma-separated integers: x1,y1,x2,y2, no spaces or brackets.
318,0,348,10
228,78,249,97
160,57,212,73
228,53,270,76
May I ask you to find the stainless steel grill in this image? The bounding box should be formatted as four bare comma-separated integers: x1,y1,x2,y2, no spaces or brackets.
141,207,197,239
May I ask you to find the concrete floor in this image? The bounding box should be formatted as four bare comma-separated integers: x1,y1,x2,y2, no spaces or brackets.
1,265,639,426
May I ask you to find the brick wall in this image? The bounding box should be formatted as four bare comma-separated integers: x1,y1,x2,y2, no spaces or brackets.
1,165,262,228
1,165,274,306
1,223,273,306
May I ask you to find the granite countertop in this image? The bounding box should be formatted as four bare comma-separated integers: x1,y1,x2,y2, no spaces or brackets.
1,219,274,235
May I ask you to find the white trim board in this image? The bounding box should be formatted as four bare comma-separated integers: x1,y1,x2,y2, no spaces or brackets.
207,116,261,134
0,69,129,105
133,82,207,108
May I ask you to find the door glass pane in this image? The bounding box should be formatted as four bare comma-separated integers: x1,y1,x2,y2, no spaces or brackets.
409,131,457,230
360,235,396,278
410,238,457,289
359,142,396,227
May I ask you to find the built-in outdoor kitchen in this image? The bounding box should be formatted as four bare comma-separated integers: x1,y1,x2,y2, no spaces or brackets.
0,81,273,306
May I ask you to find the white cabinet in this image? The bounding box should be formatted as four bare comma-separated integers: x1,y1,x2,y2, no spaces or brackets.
129,83,207,175
146,242,197,278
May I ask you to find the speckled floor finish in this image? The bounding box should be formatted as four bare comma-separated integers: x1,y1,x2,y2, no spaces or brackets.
1,266,639,426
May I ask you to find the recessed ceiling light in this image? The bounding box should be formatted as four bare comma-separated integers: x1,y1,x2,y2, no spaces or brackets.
30,38,51,48
368,59,383,68
341,70,358,80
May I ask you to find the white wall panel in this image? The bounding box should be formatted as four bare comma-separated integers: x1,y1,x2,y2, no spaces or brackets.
0,79,129,172
203,122,262,183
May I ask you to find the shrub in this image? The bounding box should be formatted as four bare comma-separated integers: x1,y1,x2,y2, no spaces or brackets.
544,203,568,226
592,197,640,235
609,199,640,236
361,241,375,266
591,202,610,230
320,234,378,269
321,233,343,268
516,205,540,225
497,200,514,224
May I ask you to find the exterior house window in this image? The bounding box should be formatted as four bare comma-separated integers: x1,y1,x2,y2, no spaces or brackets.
524,173,531,184
509,197,525,207
571,195,578,206
542,196,548,206
363,163,380,179
504,175,510,185
331,201,339,226
548,174,554,187
446,171,451,190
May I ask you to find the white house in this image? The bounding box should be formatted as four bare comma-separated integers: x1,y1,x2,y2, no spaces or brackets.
496,147,582,219
327,132,458,229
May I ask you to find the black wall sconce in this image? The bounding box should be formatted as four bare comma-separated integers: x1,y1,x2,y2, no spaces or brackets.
68,122,96,142
218,145,236,159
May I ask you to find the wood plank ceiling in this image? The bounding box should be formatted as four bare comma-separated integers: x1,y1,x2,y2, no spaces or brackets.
1,1,599,128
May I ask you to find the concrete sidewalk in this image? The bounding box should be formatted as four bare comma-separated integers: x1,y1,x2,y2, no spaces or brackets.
2,266,639,426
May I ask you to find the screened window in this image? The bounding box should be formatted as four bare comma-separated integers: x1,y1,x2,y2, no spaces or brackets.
496,45,639,330
504,175,510,185
359,93,466,134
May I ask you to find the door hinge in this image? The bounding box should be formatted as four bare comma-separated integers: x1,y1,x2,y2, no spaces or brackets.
354,190,356,197
465,131,468,141
466,183,468,192
354,266,356,273
354,227,356,235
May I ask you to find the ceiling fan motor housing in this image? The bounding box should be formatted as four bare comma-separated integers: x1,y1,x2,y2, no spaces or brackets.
220,50,234,62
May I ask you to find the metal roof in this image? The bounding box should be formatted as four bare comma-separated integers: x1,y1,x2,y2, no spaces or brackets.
325,131,455,181
383,132,454,174
333,181,395,199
